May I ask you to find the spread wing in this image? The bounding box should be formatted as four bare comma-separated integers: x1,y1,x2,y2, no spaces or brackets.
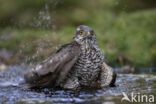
24,41,80,88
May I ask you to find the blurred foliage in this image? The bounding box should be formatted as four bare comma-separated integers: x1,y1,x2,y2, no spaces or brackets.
0,0,155,67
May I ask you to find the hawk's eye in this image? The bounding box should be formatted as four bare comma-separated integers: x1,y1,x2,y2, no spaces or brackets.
79,30,83,35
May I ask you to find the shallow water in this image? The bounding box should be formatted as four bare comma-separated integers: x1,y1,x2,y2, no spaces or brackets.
0,66,156,104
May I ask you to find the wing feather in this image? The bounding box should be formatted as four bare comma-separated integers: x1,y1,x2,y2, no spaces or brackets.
24,41,80,88
100,62,116,87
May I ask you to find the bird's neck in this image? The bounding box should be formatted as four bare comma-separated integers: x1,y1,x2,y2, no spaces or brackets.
80,38,99,53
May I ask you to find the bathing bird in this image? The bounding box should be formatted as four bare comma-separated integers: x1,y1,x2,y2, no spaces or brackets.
24,25,116,90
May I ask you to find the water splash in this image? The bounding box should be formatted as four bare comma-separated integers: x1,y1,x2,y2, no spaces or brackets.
32,4,52,29
32,0,62,29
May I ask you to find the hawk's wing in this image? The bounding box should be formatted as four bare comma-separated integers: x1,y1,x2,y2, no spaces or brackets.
24,41,80,88
100,62,116,87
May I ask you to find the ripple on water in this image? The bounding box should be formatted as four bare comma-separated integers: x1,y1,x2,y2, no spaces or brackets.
0,66,156,104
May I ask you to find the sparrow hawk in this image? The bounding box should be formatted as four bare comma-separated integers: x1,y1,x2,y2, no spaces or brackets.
24,25,116,90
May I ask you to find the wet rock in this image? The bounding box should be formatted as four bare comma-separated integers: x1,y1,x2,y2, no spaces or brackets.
115,65,135,74
120,65,135,73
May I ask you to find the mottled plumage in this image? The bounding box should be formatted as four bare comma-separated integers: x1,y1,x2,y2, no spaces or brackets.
24,25,116,90
24,41,81,88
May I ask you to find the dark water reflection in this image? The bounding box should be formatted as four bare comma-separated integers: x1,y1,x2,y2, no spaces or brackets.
0,66,156,104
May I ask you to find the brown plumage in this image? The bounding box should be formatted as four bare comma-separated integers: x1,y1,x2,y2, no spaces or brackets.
24,41,81,88
24,25,116,90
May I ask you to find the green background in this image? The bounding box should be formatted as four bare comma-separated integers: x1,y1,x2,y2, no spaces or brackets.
0,0,155,68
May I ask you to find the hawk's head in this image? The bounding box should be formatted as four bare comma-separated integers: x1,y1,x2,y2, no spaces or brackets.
74,25,96,45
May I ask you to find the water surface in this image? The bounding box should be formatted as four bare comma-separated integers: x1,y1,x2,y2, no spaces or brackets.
0,65,156,104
